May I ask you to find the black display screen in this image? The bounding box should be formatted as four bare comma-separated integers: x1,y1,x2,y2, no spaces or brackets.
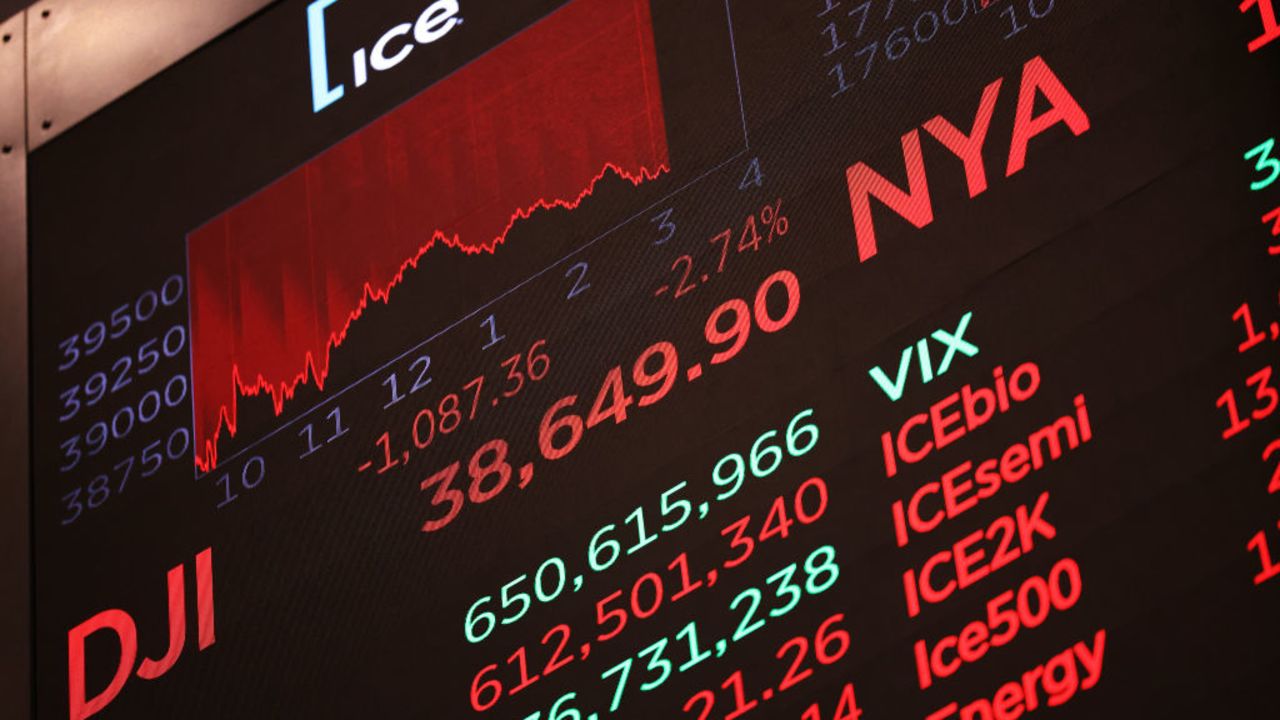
26,0,1280,717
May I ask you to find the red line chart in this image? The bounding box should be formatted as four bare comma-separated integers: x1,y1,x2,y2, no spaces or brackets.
187,0,671,471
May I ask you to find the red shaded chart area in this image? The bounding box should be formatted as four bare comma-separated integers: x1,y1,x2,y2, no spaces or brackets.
188,0,670,471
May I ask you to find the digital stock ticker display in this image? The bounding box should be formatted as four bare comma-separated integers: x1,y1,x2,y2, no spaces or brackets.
24,0,1280,717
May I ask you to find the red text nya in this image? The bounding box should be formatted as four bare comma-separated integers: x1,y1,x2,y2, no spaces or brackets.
847,55,1090,263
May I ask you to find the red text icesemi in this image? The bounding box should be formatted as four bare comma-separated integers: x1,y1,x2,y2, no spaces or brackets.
891,394,1093,547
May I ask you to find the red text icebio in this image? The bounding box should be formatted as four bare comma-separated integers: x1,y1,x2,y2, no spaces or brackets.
879,361,1044,480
